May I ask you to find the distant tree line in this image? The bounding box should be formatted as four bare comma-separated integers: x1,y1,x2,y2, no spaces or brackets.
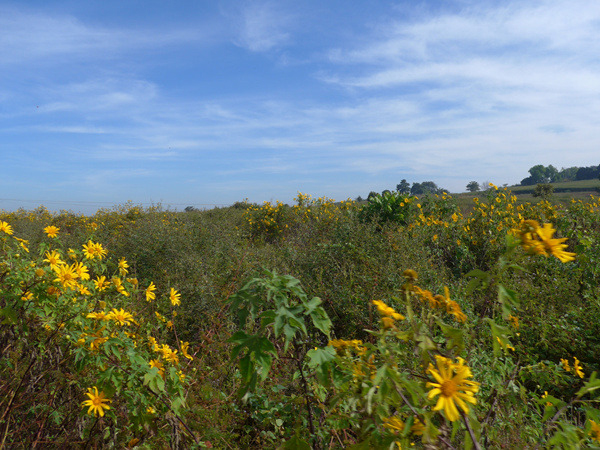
357,179,448,201
520,164,600,186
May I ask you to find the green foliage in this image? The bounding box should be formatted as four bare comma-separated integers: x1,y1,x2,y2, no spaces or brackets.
533,183,555,199
2,189,600,448
359,191,415,226
466,181,481,192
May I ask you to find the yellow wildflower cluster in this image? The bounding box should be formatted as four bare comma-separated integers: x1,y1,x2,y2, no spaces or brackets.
382,416,424,436
512,220,576,262
329,338,377,381
292,192,355,225
82,240,108,260
589,420,600,443
372,299,405,329
560,357,584,378
409,283,467,323
329,339,367,356
243,200,288,240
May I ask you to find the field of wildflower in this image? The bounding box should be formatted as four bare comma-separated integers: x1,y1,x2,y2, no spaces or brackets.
1,188,600,448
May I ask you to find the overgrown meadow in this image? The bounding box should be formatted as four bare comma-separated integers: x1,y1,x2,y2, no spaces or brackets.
1,186,600,449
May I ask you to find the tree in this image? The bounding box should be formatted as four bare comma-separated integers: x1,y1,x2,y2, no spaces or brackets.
576,164,600,180
396,179,410,194
367,191,378,201
546,165,559,183
466,181,480,192
411,181,443,195
521,164,549,185
533,183,554,199
410,182,424,195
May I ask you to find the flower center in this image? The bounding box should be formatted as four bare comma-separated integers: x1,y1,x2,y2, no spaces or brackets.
441,379,457,397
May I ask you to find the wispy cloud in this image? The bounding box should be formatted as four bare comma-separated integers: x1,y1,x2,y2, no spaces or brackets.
227,1,295,52
0,6,216,65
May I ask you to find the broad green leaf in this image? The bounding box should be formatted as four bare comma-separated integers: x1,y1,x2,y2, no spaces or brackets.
282,435,311,450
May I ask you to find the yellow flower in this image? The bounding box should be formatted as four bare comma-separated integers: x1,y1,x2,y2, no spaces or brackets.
372,300,404,320
589,419,600,443
145,282,157,302
149,359,165,378
53,264,79,289
106,308,134,326
0,221,13,235
74,262,90,281
112,277,129,297
81,386,112,417
21,291,34,301
573,357,584,378
560,358,571,372
402,269,418,282
44,250,64,271
535,223,576,263
169,288,181,306
44,225,60,238
87,311,108,320
181,341,193,360
82,240,107,260
382,416,404,432
77,285,91,296
15,237,29,252
118,257,129,276
93,276,110,291
541,391,552,407
426,356,479,421
514,220,575,262
381,316,396,329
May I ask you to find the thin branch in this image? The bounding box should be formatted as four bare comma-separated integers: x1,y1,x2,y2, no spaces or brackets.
461,410,482,450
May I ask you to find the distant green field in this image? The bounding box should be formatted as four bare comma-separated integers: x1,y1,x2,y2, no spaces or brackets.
451,180,600,213
506,179,600,193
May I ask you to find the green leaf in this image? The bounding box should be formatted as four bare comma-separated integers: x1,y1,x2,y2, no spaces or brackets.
309,307,332,336
171,396,186,414
282,435,311,450
307,346,336,367
0,306,17,325
576,371,600,397
436,320,465,353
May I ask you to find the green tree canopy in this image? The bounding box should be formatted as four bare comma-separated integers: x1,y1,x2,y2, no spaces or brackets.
396,179,410,194
466,181,480,192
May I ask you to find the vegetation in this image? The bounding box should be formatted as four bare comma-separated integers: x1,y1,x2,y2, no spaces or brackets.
1,188,600,448
520,163,600,186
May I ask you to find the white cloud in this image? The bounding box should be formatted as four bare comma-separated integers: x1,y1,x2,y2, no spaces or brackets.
0,6,217,65
227,1,294,52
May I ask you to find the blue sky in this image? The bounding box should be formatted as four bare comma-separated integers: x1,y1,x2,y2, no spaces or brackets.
2,0,600,214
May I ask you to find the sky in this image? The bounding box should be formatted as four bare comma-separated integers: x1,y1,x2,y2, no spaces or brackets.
1,0,600,214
